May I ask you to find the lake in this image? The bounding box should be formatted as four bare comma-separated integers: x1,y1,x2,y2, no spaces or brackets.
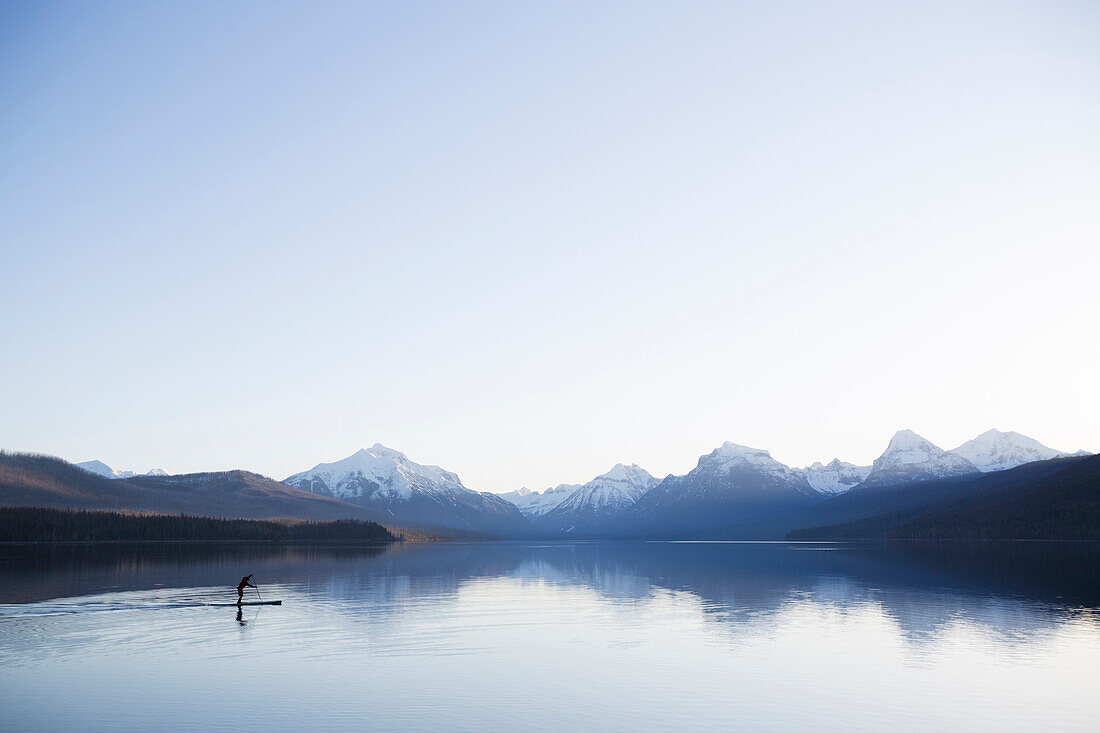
1,541,1098,732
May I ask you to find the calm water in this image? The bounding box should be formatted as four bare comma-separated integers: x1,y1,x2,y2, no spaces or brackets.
1,541,1098,732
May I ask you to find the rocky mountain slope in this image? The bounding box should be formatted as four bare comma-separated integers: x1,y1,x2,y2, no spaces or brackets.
799,459,871,495
284,444,531,536
498,484,580,517
620,442,825,537
948,429,1085,472
857,430,978,488
534,463,658,535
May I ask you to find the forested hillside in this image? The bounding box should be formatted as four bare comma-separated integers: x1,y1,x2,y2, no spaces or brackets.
0,507,399,543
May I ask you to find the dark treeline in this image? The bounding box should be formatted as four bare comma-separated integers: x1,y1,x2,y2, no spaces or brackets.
789,454,1100,541
0,506,399,543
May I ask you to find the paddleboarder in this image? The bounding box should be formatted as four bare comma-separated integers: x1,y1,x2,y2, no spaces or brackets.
236,574,256,604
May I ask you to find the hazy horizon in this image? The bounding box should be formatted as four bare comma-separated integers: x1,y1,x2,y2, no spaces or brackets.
2,1,1098,491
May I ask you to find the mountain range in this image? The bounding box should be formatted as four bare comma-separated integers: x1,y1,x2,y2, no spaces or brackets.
2,428,1091,540
526,463,659,536
494,428,1086,537
621,442,823,537
76,460,168,479
3,453,389,522
788,453,1100,541
498,484,581,517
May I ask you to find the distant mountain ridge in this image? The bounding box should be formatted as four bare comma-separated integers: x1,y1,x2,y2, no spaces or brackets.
500,428,1090,538
77,460,167,479
554,463,658,512
619,442,824,538
800,459,871,494
498,484,580,517
6,428,1091,541
533,463,659,536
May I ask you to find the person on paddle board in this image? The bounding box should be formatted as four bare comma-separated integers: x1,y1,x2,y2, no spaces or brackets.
236,574,256,604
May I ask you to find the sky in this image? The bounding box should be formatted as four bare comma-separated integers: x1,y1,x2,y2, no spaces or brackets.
1,1,1097,492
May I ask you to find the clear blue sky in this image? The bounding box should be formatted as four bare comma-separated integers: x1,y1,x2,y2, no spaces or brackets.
2,1,1097,490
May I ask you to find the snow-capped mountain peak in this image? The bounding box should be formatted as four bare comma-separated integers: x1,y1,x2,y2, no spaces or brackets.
75,460,167,479
283,445,530,535
76,460,121,478
698,442,805,483
884,429,938,461
360,443,407,461
859,430,977,487
702,442,783,471
284,444,465,501
515,462,659,534
598,462,633,480
800,458,871,495
501,463,658,521
715,441,772,460
625,440,824,536
563,463,658,509
498,483,581,516
948,429,1077,472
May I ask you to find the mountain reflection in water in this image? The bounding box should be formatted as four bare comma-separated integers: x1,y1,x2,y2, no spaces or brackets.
0,541,1097,732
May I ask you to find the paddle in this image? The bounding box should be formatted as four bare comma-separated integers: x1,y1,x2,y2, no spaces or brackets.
253,579,263,604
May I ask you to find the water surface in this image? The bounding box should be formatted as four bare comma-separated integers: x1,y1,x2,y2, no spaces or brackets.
1,541,1097,732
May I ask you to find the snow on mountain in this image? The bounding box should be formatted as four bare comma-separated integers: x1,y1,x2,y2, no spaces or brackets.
800,459,871,495
284,444,467,501
498,484,580,517
76,460,124,478
858,430,977,487
624,442,824,536
561,463,658,511
75,460,167,479
948,429,1082,472
283,444,530,535
549,464,657,515
699,442,820,487
529,463,658,535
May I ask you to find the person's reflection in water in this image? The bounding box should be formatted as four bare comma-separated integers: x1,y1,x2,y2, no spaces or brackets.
236,607,247,626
